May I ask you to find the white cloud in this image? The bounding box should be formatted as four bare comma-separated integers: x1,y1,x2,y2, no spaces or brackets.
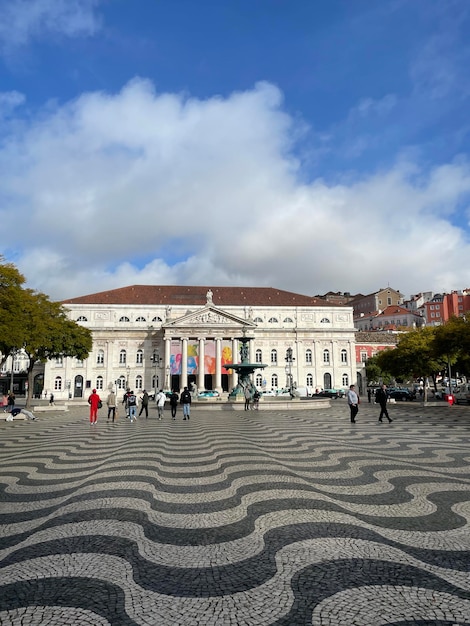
0,0,101,52
1,78,470,301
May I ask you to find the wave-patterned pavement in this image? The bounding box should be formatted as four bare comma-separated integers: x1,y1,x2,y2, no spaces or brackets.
1,402,469,625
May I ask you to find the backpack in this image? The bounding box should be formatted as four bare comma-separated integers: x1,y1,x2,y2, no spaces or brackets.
127,394,136,406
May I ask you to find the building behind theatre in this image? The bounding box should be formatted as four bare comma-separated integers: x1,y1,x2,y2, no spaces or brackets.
39,285,356,400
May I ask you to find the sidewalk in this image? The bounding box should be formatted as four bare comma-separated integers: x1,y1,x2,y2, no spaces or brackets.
1,402,469,625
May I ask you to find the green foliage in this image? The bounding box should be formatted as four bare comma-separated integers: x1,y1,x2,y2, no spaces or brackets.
365,354,387,384
433,314,470,376
0,258,92,406
0,258,27,364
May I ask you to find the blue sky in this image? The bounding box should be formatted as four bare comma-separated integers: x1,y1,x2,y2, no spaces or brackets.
1,0,470,300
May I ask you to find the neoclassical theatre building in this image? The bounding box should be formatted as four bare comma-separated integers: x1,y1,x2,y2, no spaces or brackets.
44,285,356,400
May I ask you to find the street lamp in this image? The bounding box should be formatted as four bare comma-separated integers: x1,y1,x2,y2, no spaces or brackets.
285,347,295,396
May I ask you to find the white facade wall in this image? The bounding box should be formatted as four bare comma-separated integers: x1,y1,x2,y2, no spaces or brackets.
43,300,356,400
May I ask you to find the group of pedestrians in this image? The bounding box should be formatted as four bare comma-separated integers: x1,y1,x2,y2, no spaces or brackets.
243,386,260,411
87,386,192,424
346,383,393,424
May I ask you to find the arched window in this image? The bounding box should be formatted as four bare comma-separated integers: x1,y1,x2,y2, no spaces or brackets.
255,373,263,387
54,376,62,390
342,373,349,387
96,376,104,390
271,349,277,364
255,349,263,363
135,375,143,390
253,317,263,323
119,316,130,322
152,374,159,390
305,349,312,364
136,316,146,322
96,350,104,365
152,316,163,322
320,317,331,324
283,317,293,323
136,349,143,364
268,317,278,323
77,316,88,322
341,349,348,364
306,373,313,387
117,375,126,390
271,373,278,389
119,349,127,365
323,349,330,364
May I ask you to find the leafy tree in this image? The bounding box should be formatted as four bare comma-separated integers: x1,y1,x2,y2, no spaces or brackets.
365,353,391,385
19,289,93,407
432,314,470,377
0,257,92,407
376,327,447,397
0,257,26,366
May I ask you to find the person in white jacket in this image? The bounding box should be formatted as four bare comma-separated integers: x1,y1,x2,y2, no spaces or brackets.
156,390,166,420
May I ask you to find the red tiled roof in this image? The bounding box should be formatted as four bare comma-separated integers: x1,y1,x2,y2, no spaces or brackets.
62,285,343,307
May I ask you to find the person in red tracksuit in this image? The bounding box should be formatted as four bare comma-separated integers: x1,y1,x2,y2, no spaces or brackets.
88,388,101,425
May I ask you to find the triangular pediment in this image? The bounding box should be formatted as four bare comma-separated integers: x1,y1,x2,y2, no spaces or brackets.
163,305,256,329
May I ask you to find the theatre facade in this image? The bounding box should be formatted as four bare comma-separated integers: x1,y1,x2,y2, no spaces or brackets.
44,285,356,400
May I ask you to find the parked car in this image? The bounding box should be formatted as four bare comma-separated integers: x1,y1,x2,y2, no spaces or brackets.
314,389,343,399
198,390,220,398
387,387,416,401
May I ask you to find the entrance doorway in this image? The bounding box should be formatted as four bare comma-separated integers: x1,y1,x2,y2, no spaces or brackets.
74,375,84,398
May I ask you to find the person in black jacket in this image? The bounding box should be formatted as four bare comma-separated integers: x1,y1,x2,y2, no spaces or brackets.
169,391,179,419
376,384,393,423
180,386,191,420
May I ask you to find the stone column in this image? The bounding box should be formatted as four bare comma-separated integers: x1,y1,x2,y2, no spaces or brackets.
215,338,222,392
164,337,171,390
231,338,238,390
198,337,205,391
181,338,188,391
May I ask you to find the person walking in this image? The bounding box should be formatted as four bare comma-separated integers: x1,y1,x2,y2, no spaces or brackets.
244,385,251,411
376,384,393,423
49,393,55,406
367,388,371,403
156,389,166,420
180,386,191,420
139,390,149,418
88,389,101,425
122,388,131,418
107,389,116,422
127,390,137,422
170,390,179,419
346,384,359,424
252,389,260,410
7,391,15,413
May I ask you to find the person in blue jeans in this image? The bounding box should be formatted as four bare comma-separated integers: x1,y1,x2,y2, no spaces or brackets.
180,386,191,420
127,390,137,422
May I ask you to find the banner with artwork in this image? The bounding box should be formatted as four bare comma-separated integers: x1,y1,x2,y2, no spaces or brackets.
170,340,200,375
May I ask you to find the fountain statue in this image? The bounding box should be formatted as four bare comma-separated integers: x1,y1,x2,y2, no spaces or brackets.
223,335,267,398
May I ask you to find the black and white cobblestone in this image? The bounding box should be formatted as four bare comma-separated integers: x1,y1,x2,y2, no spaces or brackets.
0,401,469,625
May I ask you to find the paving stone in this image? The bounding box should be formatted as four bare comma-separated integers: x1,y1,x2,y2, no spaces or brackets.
0,401,469,624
